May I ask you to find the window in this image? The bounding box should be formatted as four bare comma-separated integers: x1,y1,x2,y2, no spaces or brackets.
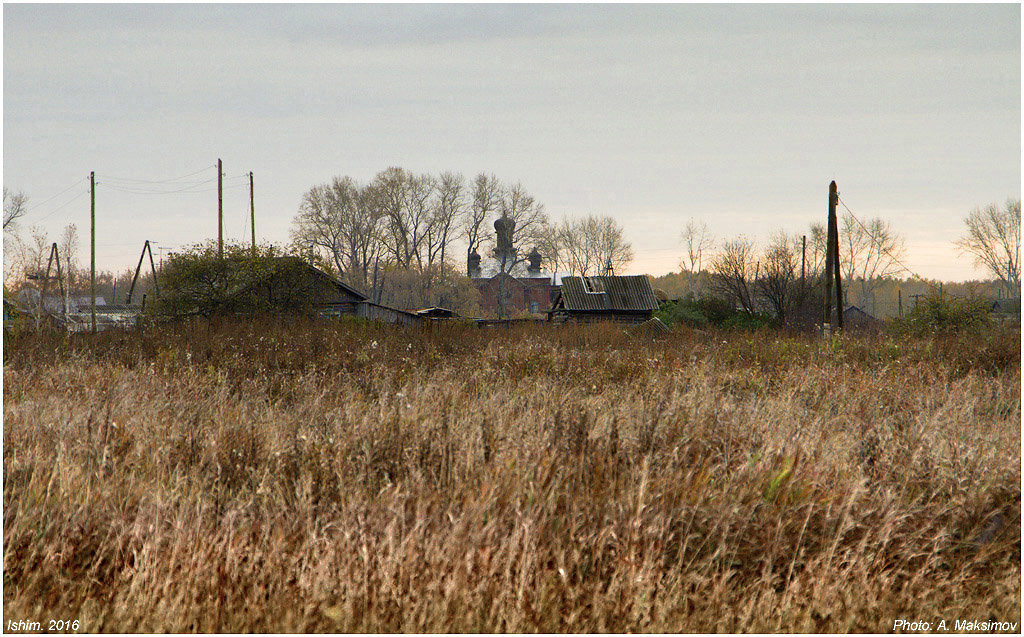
529,301,539,314
581,277,605,294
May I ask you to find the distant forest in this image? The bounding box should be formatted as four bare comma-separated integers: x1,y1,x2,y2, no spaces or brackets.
649,270,1012,320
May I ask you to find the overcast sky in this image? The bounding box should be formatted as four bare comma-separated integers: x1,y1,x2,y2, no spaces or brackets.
3,3,1020,281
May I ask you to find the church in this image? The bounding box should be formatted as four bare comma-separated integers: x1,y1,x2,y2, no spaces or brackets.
468,216,556,318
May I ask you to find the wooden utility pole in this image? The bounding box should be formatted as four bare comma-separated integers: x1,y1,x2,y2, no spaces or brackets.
35,243,66,318
127,240,160,305
249,171,256,254
218,158,224,259
147,241,160,298
898,288,903,317
832,203,843,329
90,171,96,333
801,235,806,286
823,181,843,330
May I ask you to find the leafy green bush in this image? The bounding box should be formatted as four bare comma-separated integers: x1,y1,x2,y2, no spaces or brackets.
656,299,709,328
152,242,327,320
656,295,775,331
721,311,776,331
889,293,992,336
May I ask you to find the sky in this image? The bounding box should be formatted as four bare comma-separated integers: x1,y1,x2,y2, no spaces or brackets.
3,3,1020,281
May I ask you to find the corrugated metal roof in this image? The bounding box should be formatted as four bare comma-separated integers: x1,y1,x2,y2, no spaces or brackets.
558,275,659,312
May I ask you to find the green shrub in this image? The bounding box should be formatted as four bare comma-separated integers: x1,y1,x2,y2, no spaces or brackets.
657,295,775,331
889,293,992,336
656,299,709,328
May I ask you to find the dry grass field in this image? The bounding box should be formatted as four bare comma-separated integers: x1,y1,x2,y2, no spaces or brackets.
3,320,1020,632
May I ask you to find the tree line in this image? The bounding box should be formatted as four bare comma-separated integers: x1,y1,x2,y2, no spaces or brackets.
673,197,1019,326
289,167,632,312
4,175,1015,323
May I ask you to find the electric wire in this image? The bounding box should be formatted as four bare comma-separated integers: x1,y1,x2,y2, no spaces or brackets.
97,165,215,185
33,189,91,222
100,176,219,195
836,194,938,290
20,177,90,214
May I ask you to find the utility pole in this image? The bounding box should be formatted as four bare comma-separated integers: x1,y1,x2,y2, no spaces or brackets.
801,235,806,287
90,171,96,334
249,171,256,255
157,245,172,269
218,158,224,259
823,181,843,330
127,240,160,305
833,201,843,329
31,243,66,319
148,241,160,299
898,288,903,318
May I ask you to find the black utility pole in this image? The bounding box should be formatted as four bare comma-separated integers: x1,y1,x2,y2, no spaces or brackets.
90,171,96,333
823,181,843,330
249,171,256,254
218,158,224,259
801,235,806,286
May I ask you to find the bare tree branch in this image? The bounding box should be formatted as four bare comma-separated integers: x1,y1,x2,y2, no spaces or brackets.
4,187,28,231
956,199,1021,294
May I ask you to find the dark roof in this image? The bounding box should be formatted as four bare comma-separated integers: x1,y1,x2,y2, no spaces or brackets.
556,275,659,312
272,257,368,301
230,257,367,302
843,305,876,318
415,307,460,318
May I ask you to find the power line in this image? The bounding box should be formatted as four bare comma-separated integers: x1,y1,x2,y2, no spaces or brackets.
20,177,90,215
34,189,91,222
99,176,218,195
836,194,937,289
97,165,215,185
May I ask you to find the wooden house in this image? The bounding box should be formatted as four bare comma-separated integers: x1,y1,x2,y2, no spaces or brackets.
547,275,660,325
182,257,422,326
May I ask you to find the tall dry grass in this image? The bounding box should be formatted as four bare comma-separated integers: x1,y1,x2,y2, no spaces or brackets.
3,319,1020,632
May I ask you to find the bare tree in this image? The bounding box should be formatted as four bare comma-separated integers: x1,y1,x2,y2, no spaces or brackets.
4,187,28,231
290,177,389,295
5,225,50,290
757,231,798,324
710,237,757,313
425,171,466,269
58,224,80,291
291,182,348,275
956,198,1021,296
464,173,501,272
808,223,827,275
350,181,389,295
372,168,437,270
839,213,906,313
557,214,633,276
681,219,713,273
535,221,565,280
592,215,633,275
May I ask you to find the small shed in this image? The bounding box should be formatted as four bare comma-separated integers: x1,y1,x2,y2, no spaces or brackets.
547,275,660,325
842,305,880,330
218,257,422,326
